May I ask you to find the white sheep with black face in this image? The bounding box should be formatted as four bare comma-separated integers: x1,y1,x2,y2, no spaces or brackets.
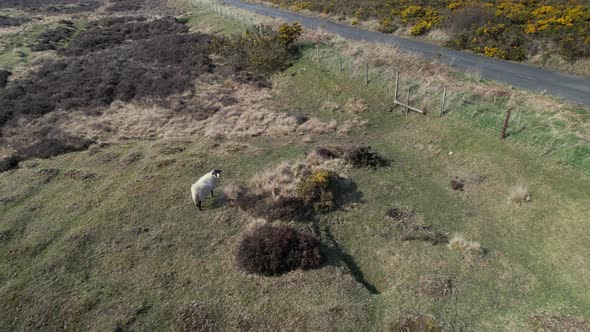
191,169,221,210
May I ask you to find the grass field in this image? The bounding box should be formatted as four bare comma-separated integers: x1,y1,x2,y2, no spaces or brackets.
1,5,589,332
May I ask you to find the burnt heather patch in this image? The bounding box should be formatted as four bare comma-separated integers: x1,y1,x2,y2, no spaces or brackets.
0,0,101,13
0,16,216,171
105,0,145,12
0,16,31,27
32,21,77,52
0,32,212,126
61,16,188,56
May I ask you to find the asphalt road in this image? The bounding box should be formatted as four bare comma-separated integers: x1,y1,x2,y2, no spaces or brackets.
220,0,590,106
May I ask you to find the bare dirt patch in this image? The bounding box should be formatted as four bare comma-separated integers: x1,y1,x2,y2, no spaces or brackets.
416,275,454,300
528,315,590,332
393,314,443,332
383,208,448,245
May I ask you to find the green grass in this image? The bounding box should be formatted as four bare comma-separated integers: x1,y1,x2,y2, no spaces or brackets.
1,7,589,331
0,20,87,70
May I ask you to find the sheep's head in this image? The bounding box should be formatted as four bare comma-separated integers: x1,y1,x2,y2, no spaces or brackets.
212,169,222,178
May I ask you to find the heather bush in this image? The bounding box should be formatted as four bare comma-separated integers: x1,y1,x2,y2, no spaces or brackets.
236,224,322,276
445,5,494,34
309,145,388,168
234,189,313,222
0,70,10,89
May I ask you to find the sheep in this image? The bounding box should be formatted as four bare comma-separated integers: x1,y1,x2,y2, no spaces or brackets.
191,169,222,211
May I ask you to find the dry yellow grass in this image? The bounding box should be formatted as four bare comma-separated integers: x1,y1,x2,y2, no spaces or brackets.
246,218,267,233
448,234,484,257
343,98,369,114
1,75,363,155
508,185,531,205
239,152,349,200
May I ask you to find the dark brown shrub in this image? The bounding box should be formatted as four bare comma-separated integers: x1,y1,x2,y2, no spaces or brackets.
310,145,388,168
0,15,30,27
445,6,494,34
386,207,410,221
0,70,10,89
235,190,313,222
450,179,464,191
236,224,322,276
266,196,313,221
0,155,20,173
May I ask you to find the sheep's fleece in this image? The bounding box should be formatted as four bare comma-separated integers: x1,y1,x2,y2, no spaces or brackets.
191,170,221,206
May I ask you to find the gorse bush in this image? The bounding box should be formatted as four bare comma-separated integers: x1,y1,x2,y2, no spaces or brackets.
278,22,303,46
236,224,322,276
297,169,340,212
259,0,590,62
211,23,301,76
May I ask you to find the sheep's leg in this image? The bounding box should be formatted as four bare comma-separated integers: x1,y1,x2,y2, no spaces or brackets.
211,190,215,197
197,201,202,211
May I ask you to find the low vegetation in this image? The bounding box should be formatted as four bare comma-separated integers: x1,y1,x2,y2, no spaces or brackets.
236,224,322,276
448,234,485,258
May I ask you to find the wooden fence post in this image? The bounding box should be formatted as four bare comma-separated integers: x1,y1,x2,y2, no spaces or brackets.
500,107,512,140
339,55,343,72
365,63,369,85
440,88,446,116
405,87,410,116
394,71,399,101
316,45,320,62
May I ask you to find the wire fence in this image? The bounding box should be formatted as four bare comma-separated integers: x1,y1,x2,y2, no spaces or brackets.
190,0,590,175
